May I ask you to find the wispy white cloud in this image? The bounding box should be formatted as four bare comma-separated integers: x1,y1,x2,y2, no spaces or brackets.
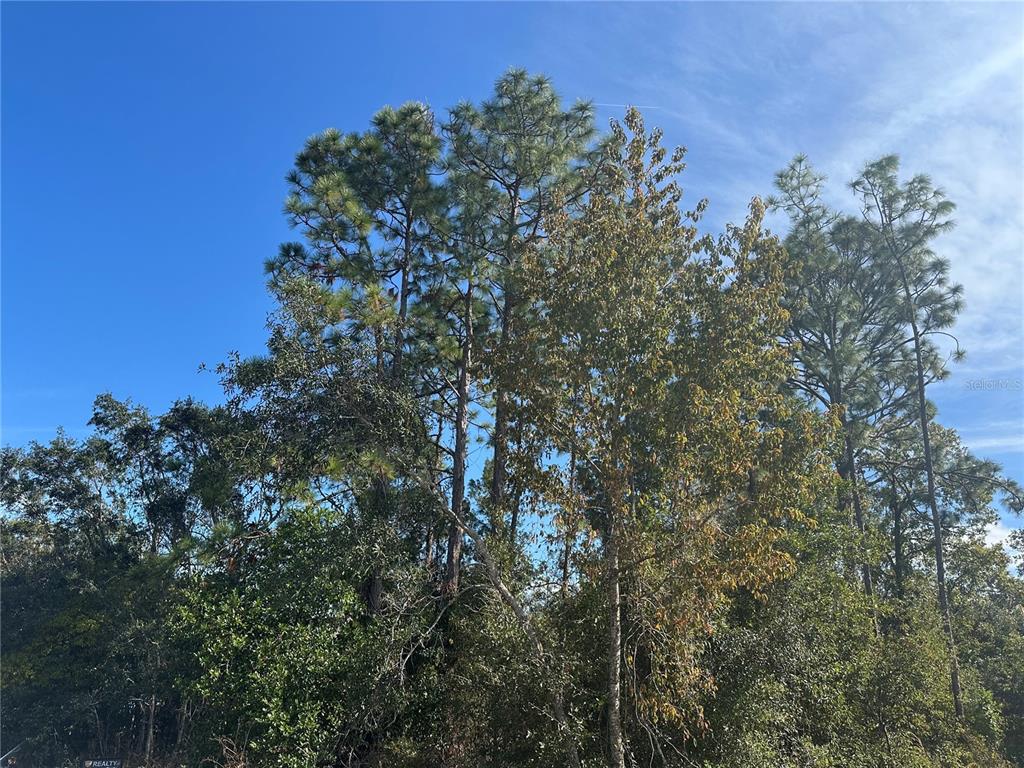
964,434,1024,455
534,3,1024,482
986,518,1023,569
986,519,1014,549
808,9,1024,385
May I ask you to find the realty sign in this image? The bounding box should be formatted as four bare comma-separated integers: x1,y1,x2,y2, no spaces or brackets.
83,761,123,768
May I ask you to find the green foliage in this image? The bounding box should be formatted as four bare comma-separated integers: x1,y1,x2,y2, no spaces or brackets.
2,72,1021,768
175,507,435,767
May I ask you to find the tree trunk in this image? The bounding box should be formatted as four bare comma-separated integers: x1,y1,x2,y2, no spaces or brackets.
842,431,890,757
434,475,582,768
367,566,383,616
426,414,445,575
94,706,107,756
897,262,964,720
393,223,412,380
606,510,626,768
489,195,520,515
172,696,190,762
507,456,522,543
134,700,148,755
561,449,577,599
489,299,511,514
365,472,388,616
891,478,906,600
843,429,875,599
373,323,385,376
444,282,473,597
144,693,156,766
424,525,436,573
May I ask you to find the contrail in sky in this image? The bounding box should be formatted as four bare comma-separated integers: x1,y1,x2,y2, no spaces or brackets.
593,102,664,110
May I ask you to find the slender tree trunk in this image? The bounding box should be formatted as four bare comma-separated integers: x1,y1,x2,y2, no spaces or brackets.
444,282,473,597
879,710,895,768
424,526,436,573
367,566,384,616
897,262,964,720
843,432,891,761
507,432,523,542
393,224,412,380
172,696,190,762
134,700,148,755
843,429,875,599
489,195,520,515
831,381,874,601
367,226,406,612
507,489,519,542
606,507,626,768
363,471,388,616
489,300,511,513
94,706,107,756
434,476,581,768
561,448,577,599
144,693,156,766
891,479,906,601
373,324,385,376
425,413,445,574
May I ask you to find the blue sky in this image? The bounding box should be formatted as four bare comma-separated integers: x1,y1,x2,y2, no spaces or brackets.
3,2,1022,540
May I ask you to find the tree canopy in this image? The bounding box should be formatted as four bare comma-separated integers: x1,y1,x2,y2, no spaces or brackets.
2,69,1021,768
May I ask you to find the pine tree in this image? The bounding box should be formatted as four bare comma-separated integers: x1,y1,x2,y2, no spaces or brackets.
852,156,966,718
772,156,919,602
444,69,594,533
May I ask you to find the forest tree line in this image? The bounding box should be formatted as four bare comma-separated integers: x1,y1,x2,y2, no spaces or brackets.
2,70,1022,768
